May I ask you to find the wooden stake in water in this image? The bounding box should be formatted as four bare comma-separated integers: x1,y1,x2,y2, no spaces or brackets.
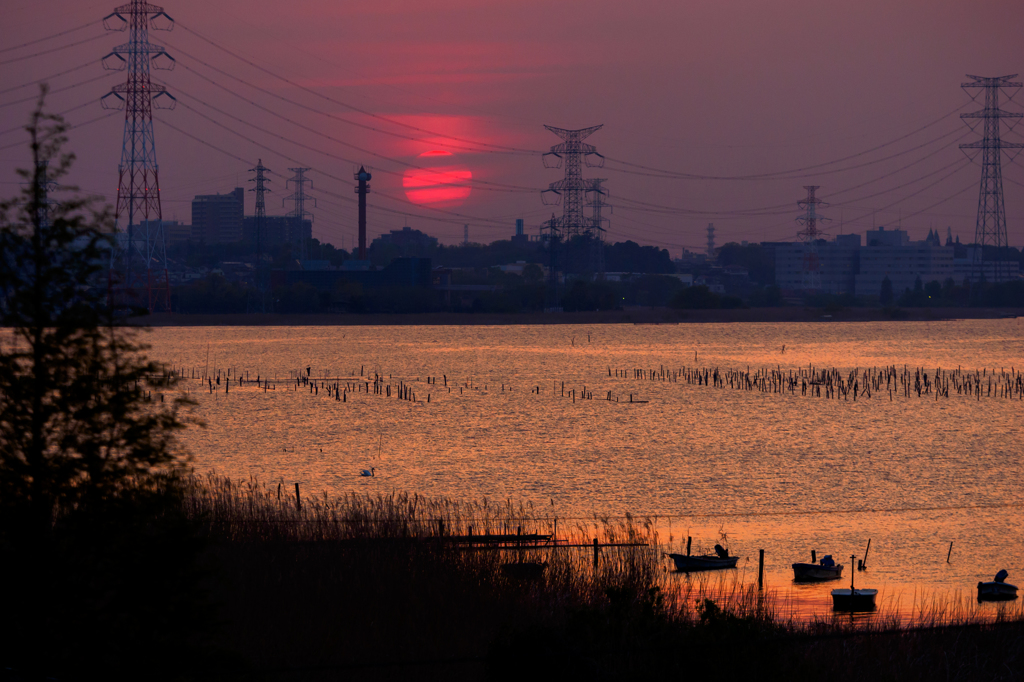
758,549,765,589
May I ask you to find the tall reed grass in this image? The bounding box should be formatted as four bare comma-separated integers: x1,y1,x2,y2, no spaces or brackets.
178,474,1024,681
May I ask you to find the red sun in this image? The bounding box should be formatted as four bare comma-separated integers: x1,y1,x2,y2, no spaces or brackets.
402,150,472,207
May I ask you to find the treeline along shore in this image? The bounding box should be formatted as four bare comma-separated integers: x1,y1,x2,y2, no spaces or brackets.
139,306,1024,327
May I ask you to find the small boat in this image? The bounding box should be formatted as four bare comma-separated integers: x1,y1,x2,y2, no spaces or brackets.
793,553,843,582
832,554,877,611
978,570,1018,601
667,544,738,572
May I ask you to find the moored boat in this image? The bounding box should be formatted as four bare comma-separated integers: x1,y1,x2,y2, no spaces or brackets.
831,588,878,611
832,554,877,611
793,553,843,582
667,543,738,572
978,570,1018,601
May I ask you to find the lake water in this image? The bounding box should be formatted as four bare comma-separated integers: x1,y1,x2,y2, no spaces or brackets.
149,319,1024,620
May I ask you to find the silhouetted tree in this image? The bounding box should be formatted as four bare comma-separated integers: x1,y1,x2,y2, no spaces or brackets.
879,276,894,305
0,91,198,680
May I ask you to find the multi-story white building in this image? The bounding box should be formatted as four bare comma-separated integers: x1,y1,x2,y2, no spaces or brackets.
852,228,954,296
774,234,861,294
951,247,1021,283
775,227,965,297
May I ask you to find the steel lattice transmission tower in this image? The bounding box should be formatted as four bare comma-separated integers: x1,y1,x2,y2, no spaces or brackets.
541,125,605,238
249,159,270,311
796,186,829,292
706,223,716,259
543,213,562,310
959,74,1024,283
585,178,609,276
284,168,314,261
102,0,176,312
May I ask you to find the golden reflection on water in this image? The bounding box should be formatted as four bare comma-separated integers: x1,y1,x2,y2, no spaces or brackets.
149,320,1024,620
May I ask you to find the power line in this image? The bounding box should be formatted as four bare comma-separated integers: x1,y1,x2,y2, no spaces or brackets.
0,71,120,111
602,103,969,181
821,131,973,200
838,164,977,230
0,19,99,55
607,139,972,219
0,31,107,66
0,110,118,152
170,83,535,193
165,98,519,225
0,99,99,138
163,44,531,157
174,22,542,155
0,61,95,97
827,158,972,209
155,112,515,227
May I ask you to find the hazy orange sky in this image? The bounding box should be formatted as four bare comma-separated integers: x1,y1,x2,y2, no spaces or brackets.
2,0,1023,251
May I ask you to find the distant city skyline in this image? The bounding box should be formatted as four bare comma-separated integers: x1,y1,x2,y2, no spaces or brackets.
2,0,1022,251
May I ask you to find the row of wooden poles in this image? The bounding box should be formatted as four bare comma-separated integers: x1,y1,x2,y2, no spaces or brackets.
611,363,1024,401
166,363,656,406
162,360,1024,406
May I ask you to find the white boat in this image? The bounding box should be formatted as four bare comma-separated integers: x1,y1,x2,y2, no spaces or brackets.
831,554,877,611
667,544,738,571
978,570,1018,601
793,554,843,582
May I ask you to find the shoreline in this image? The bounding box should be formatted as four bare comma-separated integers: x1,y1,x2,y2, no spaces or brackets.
139,306,1023,327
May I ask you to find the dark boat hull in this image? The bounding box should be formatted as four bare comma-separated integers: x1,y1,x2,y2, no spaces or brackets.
667,553,738,571
831,588,877,611
978,581,1018,601
792,562,844,582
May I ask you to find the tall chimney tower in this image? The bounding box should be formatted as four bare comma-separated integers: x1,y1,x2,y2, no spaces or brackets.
355,166,371,260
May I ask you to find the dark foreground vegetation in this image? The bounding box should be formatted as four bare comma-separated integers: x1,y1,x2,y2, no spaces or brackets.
6,474,1024,681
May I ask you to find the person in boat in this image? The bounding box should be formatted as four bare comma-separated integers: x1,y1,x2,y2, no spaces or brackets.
713,544,729,559
820,555,835,568
995,569,1009,583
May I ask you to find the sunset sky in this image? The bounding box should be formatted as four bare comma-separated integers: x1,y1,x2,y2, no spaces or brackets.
2,0,1023,251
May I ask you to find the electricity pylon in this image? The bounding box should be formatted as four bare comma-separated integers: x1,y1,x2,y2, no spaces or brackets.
102,0,176,312
585,178,609,276
541,125,604,277
796,186,829,292
960,74,1023,283
248,159,270,311
541,125,604,238
284,168,314,261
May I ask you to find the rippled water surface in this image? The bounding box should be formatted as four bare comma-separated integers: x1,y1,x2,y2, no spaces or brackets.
149,320,1024,618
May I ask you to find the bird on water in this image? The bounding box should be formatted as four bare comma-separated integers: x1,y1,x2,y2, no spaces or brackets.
360,467,375,477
